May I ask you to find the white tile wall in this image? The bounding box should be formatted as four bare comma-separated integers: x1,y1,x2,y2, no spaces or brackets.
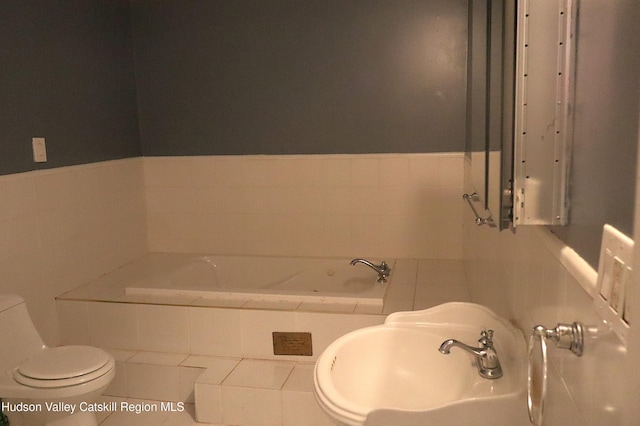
11,149,638,425
137,304,190,353
463,206,631,425
221,387,282,425
60,300,385,362
10,149,636,426
0,151,462,348
413,259,471,310
628,143,640,426
189,307,244,357
143,153,464,259
194,383,223,424
0,159,147,345
89,302,139,349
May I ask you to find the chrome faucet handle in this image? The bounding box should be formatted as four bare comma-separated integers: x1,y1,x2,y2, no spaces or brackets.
479,329,494,345
438,331,503,379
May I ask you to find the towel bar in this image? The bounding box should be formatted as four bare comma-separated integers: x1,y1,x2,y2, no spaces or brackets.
463,193,496,227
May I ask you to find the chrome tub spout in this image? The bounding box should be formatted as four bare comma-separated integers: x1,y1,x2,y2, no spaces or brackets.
349,258,391,283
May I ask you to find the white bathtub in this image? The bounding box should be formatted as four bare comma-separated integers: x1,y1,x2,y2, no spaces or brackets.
125,254,392,308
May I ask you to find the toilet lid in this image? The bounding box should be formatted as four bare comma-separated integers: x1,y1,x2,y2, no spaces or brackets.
17,346,110,380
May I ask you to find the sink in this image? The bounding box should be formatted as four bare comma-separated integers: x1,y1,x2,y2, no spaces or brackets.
313,302,529,426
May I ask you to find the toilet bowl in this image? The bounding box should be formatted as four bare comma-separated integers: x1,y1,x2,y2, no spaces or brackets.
0,294,115,426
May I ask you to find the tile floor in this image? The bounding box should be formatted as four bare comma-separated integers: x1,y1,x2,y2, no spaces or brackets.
97,350,334,426
97,396,199,425
96,360,332,426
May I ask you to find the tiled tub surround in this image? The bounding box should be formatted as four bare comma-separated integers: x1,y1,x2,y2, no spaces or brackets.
144,153,464,259
121,253,390,312
57,258,471,425
56,258,471,350
0,158,147,345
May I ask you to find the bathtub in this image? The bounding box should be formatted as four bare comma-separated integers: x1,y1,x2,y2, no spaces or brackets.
124,254,393,309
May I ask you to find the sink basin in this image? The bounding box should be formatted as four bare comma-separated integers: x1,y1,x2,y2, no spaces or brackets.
313,302,528,426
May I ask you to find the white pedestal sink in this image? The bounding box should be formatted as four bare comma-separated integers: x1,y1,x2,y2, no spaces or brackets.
313,303,529,426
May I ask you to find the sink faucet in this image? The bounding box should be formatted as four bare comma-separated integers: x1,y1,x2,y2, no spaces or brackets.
438,330,503,379
350,258,391,283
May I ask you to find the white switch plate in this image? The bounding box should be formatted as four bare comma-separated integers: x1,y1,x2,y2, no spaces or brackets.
32,137,47,162
595,224,633,346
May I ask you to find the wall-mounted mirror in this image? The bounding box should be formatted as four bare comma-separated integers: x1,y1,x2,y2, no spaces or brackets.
465,0,515,230
465,0,575,231
465,0,489,212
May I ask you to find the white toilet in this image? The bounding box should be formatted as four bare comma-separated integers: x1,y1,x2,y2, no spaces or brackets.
0,294,115,426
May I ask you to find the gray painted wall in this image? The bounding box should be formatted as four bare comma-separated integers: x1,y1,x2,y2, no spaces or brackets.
1,0,636,270
549,0,639,267
0,0,140,176
131,0,468,156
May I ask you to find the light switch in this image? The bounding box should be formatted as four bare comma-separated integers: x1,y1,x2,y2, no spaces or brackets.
598,249,613,300
609,256,625,313
594,224,633,346
32,137,47,163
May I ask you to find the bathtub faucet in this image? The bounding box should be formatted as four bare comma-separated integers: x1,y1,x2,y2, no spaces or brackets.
438,330,503,379
349,259,391,283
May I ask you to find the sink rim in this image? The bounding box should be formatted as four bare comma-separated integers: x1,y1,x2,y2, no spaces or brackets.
313,324,479,423
313,302,527,426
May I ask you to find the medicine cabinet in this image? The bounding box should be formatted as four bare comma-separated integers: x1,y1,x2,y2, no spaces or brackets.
465,0,576,230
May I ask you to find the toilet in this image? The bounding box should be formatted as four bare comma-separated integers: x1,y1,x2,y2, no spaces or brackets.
0,294,115,426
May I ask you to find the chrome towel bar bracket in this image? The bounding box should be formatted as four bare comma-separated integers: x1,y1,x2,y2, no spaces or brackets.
463,193,497,227
532,322,584,357
527,322,584,425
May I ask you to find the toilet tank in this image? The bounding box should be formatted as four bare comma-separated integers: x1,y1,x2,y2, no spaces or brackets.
0,294,46,372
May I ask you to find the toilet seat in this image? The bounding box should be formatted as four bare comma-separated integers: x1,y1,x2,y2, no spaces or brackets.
14,346,113,388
